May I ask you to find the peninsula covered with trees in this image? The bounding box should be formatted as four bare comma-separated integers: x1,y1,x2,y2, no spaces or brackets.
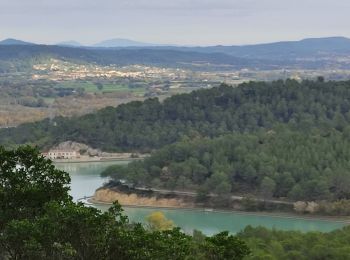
102,128,350,204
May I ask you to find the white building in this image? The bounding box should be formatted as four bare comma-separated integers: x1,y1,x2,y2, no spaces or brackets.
46,150,78,160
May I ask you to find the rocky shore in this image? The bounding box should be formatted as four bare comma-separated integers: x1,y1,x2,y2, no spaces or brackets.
90,182,294,213
90,182,350,218
92,188,194,208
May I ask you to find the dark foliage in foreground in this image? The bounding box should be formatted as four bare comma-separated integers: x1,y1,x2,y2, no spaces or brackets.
0,146,249,260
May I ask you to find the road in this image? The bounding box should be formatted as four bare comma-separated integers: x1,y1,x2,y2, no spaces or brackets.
135,187,293,206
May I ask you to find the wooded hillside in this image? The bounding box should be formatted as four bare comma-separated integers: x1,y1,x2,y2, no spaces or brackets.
2,79,350,152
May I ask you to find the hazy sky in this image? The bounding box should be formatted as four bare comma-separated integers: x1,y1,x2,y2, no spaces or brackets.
1,0,349,46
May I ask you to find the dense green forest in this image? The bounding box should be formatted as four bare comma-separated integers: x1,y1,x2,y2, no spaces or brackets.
238,225,350,259
0,146,250,260
102,128,350,202
4,80,350,257
3,146,350,259
2,79,350,151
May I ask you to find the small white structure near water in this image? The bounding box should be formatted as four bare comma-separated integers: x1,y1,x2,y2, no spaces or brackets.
46,150,78,160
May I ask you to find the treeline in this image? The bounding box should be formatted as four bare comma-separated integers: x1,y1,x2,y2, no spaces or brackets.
3,146,350,259
0,79,82,100
3,79,350,151
238,225,350,259
102,128,350,202
0,146,249,260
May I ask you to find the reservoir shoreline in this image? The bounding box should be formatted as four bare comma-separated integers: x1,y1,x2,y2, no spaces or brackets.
55,160,348,234
52,157,141,164
91,183,350,221
88,197,350,224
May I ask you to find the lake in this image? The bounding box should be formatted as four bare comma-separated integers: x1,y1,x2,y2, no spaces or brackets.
55,161,348,236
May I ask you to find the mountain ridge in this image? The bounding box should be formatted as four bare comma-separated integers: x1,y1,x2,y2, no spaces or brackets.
0,38,35,45
56,41,82,47
172,36,350,59
1,36,350,69
93,38,158,48
2,36,349,50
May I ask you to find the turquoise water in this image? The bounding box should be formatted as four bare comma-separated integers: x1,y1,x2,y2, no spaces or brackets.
97,205,346,235
56,161,348,236
54,160,130,201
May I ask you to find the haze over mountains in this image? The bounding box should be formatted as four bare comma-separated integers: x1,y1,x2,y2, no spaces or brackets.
0,38,160,48
54,38,159,47
56,41,82,47
93,38,159,48
0,38,35,46
1,36,350,50
1,36,350,70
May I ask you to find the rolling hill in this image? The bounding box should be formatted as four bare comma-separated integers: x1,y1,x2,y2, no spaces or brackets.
2,80,350,151
172,36,350,60
93,38,158,48
0,44,265,70
1,36,350,70
0,38,35,46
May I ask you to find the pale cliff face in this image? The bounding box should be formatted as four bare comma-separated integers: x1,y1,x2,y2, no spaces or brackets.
93,188,194,208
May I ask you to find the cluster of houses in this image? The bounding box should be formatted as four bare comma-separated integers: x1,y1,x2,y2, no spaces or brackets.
42,149,79,160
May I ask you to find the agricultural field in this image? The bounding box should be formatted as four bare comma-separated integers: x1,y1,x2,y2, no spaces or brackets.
56,81,146,95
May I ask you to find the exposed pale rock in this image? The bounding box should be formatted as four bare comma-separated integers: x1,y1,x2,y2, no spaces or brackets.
305,202,319,213
93,188,193,208
294,201,307,213
293,201,319,213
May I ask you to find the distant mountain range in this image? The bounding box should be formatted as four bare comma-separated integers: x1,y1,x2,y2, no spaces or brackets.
93,38,159,48
55,39,158,48
180,37,350,60
0,38,35,46
0,45,258,70
1,36,350,70
0,38,159,48
1,36,350,55
56,41,82,47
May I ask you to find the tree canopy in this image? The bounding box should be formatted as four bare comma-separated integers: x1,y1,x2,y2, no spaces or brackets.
239,225,350,260
3,79,350,152
102,127,350,202
0,146,250,259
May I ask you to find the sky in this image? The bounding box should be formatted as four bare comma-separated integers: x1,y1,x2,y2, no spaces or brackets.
0,0,350,46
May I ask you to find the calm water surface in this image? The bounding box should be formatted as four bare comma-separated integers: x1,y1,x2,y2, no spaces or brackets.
54,160,129,201
55,161,348,235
